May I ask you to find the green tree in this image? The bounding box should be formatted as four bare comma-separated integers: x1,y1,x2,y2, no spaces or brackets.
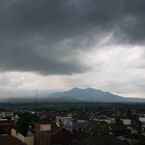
16,112,39,136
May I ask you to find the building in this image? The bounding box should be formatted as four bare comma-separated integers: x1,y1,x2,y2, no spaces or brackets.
0,120,14,135
34,123,52,145
11,128,34,145
56,116,73,131
51,128,73,145
0,135,26,145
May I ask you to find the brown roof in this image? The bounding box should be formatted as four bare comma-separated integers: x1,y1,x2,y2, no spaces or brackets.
0,135,26,145
0,121,15,134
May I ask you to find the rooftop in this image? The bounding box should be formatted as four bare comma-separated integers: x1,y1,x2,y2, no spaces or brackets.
0,135,26,145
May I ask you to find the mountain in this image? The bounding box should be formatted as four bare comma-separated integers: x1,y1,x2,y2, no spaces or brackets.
47,88,126,102
3,88,145,103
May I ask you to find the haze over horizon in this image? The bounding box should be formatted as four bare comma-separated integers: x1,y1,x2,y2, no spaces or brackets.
0,0,145,98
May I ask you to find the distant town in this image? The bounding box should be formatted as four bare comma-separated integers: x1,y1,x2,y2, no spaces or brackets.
1,102,145,145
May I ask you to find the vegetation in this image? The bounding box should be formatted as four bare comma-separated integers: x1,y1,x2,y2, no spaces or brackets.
16,112,39,136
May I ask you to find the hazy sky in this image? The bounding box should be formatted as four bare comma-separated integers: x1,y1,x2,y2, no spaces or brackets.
0,0,145,98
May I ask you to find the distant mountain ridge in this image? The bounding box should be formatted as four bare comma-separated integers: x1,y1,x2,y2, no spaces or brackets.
48,88,145,103
2,88,145,103
48,88,126,102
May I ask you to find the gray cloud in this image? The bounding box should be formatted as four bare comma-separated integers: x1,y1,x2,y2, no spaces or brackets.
0,0,145,74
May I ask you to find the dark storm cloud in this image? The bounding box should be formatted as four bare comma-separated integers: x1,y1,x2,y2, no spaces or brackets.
0,0,145,74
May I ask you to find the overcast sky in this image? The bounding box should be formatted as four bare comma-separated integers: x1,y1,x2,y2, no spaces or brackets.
0,0,145,98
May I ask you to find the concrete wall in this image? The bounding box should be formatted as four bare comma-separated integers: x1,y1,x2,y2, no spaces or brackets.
11,128,34,145
24,136,34,145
